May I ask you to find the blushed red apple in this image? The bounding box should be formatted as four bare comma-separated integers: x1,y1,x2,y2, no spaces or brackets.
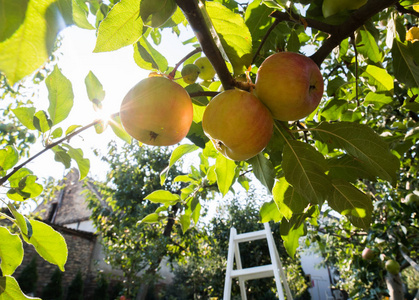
255,52,324,121
120,76,193,146
202,89,273,161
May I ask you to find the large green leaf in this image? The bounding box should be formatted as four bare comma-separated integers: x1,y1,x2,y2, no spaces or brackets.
260,200,281,223
33,110,52,133
282,140,331,204
85,71,105,103
280,215,306,258
391,39,419,88
248,153,275,193
0,227,23,276
46,65,74,126
355,25,383,63
315,122,399,184
328,179,372,229
0,146,19,174
206,1,253,75
272,179,310,220
0,275,41,300
7,204,32,239
145,190,180,204
361,65,394,93
23,220,68,272
215,154,237,196
12,107,36,130
94,0,144,52
63,144,90,179
133,36,168,72
0,0,28,42
0,0,70,84
327,155,377,183
7,175,43,201
72,0,95,30
363,92,393,109
109,114,132,144
160,144,199,185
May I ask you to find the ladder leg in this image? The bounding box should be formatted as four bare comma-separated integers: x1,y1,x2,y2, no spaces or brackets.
264,223,293,300
224,227,237,300
234,242,247,300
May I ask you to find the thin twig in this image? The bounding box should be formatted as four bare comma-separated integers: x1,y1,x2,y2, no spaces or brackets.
350,34,360,106
168,47,202,79
251,18,281,65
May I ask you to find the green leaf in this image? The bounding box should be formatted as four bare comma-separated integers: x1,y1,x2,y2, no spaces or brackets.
23,220,68,272
0,0,28,43
272,179,310,220
260,200,282,223
280,216,306,258
206,1,253,75
248,153,275,193
215,154,237,196
139,213,160,224
12,107,36,130
51,127,63,139
327,155,377,183
46,65,74,126
85,71,105,103
315,122,399,184
328,179,372,229
33,110,52,133
109,114,132,144
63,145,90,179
355,26,383,63
7,168,32,188
363,92,393,109
361,65,394,93
287,30,301,52
7,175,43,201
391,39,419,88
0,146,19,173
0,227,23,276
133,36,169,72
0,275,41,300
7,204,32,239
160,144,199,185
244,0,275,54
93,0,144,52
65,125,82,136
0,0,70,85
72,0,95,30
282,140,331,204
179,214,191,233
144,190,180,204
52,146,72,169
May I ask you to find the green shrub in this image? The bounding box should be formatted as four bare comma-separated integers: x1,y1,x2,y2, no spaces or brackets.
42,267,63,300
17,257,38,294
92,273,109,300
66,270,84,300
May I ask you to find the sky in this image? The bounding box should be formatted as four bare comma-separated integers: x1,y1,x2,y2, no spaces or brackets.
27,23,197,182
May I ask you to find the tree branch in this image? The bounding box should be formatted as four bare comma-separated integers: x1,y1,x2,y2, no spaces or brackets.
310,0,398,66
169,47,202,79
395,2,419,18
175,0,234,90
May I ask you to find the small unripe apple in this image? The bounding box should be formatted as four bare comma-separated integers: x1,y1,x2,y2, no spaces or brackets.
385,259,400,275
255,52,324,121
362,247,376,260
202,89,273,161
194,57,216,81
181,64,201,84
120,76,193,146
322,0,367,18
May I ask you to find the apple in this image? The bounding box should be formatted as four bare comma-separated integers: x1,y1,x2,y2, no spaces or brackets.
120,76,193,146
362,247,376,260
202,89,273,161
385,259,400,275
254,52,324,121
140,0,177,28
322,0,367,18
406,27,419,43
181,64,201,84
194,57,216,81
405,192,419,205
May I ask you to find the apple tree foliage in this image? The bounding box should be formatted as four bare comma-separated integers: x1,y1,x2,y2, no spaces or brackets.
0,0,419,298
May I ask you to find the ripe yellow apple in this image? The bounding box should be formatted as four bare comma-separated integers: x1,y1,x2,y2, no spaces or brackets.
322,0,367,18
406,27,419,43
255,52,324,121
194,57,216,81
202,89,273,161
120,76,193,146
181,64,201,84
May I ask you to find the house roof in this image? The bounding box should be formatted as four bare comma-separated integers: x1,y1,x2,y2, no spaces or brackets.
34,168,96,226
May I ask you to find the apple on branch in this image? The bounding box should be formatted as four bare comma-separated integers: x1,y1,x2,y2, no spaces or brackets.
255,52,324,121
120,76,193,146
202,89,274,161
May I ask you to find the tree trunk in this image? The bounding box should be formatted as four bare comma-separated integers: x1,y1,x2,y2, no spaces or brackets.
385,273,404,300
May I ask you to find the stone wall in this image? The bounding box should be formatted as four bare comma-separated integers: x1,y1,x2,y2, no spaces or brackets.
14,223,97,297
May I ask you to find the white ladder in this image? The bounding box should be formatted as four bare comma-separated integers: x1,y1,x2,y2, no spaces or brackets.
223,223,293,300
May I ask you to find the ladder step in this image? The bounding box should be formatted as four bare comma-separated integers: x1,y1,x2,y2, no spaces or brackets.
234,230,267,243
230,265,275,281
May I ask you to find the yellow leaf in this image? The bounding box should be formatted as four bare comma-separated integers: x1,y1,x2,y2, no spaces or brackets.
406,27,419,43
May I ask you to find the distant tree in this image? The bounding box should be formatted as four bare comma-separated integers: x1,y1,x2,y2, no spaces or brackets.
91,273,109,300
42,267,63,300
66,270,84,300
17,257,38,295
